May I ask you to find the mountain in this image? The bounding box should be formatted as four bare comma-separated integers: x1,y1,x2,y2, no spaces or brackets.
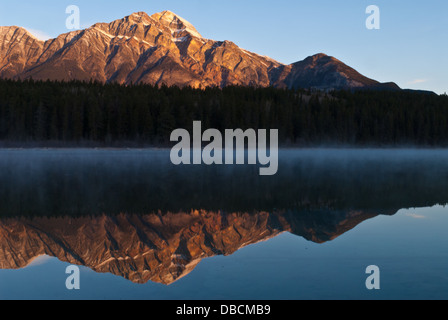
0,11,399,90
270,53,400,91
0,26,44,78
0,209,390,285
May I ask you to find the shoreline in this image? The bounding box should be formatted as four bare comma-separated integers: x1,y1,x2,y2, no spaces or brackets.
1,144,448,151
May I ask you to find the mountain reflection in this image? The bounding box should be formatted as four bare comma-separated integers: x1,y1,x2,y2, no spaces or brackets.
0,209,390,284
1,149,448,284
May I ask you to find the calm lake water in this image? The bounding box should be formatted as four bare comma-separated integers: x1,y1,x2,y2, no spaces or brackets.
0,149,447,300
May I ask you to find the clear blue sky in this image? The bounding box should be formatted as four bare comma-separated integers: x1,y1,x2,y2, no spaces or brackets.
0,0,446,94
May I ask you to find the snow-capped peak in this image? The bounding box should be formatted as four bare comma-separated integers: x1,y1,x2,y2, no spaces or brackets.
150,10,203,39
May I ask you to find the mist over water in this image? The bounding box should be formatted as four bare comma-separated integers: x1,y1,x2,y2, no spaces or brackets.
1,148,448,217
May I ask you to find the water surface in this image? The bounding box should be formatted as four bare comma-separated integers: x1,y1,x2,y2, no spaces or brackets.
0,149,447,300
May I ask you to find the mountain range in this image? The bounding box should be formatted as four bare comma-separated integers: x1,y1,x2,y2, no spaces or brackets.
0,10,400,90
0,209,392,285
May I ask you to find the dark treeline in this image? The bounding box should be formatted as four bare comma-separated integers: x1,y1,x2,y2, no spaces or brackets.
0,78,448,146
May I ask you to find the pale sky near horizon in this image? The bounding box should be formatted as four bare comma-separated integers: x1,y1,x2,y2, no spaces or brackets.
0,0,446,94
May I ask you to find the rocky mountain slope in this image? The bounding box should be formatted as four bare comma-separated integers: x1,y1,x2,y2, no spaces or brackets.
0,209,389,284
0,11,399,90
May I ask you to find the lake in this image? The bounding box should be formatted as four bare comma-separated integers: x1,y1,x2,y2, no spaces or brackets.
0,149,447,300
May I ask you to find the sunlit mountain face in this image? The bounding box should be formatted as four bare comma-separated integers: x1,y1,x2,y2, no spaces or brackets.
0,149,447,285
0,11,398,90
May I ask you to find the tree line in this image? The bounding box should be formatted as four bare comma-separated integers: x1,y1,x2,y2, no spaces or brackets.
0,78,447,146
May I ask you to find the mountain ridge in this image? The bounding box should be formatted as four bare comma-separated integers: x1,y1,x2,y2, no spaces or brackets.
0,209,390,285
0,11,400,90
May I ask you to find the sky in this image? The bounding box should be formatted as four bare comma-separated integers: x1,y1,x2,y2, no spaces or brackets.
0,0,446,94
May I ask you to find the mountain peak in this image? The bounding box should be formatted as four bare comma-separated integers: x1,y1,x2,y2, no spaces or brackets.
312,53,329,59
0,25,41,41
150,10,203,39
126,11,152,24
307,53,338,62
130,11,150,18
159,10,177,17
